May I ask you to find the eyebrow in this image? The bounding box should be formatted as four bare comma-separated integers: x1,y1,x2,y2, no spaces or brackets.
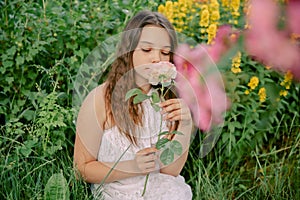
139,41,171,48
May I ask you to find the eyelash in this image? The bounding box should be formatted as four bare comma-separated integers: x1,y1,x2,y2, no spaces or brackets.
141,48,170,56
141,48,151,52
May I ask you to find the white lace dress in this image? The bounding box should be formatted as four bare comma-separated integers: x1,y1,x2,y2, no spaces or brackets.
91,98,193,200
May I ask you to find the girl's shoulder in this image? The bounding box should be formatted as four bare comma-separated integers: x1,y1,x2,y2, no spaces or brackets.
81,82,107,110
93,82,108,128
94,82,107,103
77,82,108,130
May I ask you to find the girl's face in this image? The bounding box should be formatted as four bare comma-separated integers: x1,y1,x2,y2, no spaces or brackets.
133,25,171,87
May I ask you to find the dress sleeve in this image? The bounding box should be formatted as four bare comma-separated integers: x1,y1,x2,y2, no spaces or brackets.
76,88,103,158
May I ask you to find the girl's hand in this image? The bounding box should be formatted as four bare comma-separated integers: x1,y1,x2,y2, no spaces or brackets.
134,147,158,175
160,98,192,126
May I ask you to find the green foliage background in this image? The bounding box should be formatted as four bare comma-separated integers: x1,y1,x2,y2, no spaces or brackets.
0,0,299,199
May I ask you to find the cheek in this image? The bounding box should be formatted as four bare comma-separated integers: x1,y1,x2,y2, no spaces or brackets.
162,55,170,62
132,50,145,67
132,51,138,67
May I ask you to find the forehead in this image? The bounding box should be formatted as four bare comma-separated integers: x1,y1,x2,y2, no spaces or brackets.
138,25,171,48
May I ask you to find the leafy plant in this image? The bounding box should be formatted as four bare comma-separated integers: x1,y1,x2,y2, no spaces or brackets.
44,173,70,200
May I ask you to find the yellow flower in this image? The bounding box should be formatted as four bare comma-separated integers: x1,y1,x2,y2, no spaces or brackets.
231,67,241,74
211,10,220,21
210,0,219,4
166,1,173,9
232,12,240,18
245,90,250,95
199,9,210,27
176,27,183,32
221,0,230,8
207,23,217,44
179,13,186,18
158,5,165,13
280,70,293,90
248,76,259,90
258,87,266,102
201,5,209,11
285,70,293,82
280,90,288,97
210,0,220,11
231,0,240,13
180,6,187,13
231,51,242,68
173,2,178,8
231,51,242,73
231,51,242,74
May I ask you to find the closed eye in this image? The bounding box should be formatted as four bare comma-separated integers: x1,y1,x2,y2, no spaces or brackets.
161,50,170,56
141,48,152,52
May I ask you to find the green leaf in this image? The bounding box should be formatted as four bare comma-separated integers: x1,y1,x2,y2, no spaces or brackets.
7,46,16,56
2,60,13,68
22,109,35,121
16,56,24,66
228,123,235,133
158,131,170,137
160,148,174,165
156,138,169,150
133,94,149,104
44,173,70,200
19,139,37,157
125,88,143,101
151,103,160,112
171,130,184,135
151,91,160,104
5,77,14,84
170,140,182,156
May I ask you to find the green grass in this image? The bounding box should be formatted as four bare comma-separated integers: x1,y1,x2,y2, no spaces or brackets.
1,121,299,200
182,121,300,200
0,131,92,199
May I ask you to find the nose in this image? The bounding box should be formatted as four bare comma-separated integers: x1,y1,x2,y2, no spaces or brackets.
151,49,161,63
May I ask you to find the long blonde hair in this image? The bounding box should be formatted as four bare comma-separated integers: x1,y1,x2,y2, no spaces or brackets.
104,10,178,145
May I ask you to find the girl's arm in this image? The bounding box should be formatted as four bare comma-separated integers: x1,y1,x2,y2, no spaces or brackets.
74,135,157,183
74,84,157,183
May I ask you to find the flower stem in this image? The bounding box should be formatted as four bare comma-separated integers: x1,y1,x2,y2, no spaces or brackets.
142,86,165,196
141,173,150,196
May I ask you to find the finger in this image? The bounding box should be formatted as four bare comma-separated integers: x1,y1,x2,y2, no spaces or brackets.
169,105,192,120
138,158,157,173
164,109,182,121
160,99,181,112
159,99,177,106
137,147,157,155
144,160,156,169
136,153,157,164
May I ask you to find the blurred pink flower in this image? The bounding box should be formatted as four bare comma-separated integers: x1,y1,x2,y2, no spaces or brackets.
287,0,300,35
245,0,300,80
208,25,240,62
174,43,230,132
